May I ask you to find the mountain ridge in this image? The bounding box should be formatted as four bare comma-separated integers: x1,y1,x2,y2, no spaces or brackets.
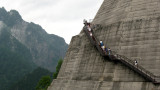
0,7,68,71
0,7,68,90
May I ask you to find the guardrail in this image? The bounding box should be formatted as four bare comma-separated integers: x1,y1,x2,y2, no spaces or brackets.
83,25,160,84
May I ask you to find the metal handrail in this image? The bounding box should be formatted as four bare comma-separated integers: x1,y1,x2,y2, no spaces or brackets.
83,25,160,83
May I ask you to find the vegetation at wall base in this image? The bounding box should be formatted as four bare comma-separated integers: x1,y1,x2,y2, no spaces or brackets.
53,59,63,79
10,67,52,90
35,59,63,90
36,76,51,90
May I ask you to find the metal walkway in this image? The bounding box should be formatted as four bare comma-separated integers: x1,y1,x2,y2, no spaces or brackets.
83,25,160,84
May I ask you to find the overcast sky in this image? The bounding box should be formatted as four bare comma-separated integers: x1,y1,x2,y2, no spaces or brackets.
0,0,103,44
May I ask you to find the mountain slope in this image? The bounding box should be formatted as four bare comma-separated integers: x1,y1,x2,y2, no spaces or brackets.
0,25,36,90
9,67,53,90
0,7,68,71
0,7,68,90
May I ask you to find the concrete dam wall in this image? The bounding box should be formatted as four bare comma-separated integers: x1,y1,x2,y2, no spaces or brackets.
48,0,160,90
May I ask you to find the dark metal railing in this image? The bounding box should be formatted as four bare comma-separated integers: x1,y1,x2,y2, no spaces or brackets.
83,25,160,84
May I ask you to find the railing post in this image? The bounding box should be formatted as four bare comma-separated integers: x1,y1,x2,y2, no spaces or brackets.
83,24,159,84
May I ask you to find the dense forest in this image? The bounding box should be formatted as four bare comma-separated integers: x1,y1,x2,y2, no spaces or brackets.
10,67,53,90
0,26,36,90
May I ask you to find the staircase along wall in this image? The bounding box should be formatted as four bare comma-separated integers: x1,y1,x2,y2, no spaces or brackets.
48,0,160,89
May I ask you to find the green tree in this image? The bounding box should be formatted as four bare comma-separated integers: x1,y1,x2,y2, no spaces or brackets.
36,76,51,90
53,59,63,79
10,67,52,90
35,59,63,90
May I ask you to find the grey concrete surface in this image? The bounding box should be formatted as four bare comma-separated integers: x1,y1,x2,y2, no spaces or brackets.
48,0,160,89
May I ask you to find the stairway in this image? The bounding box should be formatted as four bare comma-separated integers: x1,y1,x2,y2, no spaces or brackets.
83,25,160,84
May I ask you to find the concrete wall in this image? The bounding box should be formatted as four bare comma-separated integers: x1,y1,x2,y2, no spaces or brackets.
49,80,159,90
93,0,160,25
55,33,146,82
48,23,160,89
92,0,160,76
48,0,160,89
93,18,160,76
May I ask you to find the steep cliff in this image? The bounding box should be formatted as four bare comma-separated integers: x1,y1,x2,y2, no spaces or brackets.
0,7,68,90
48,0,160,90
0,7,68,71
0,24,35,90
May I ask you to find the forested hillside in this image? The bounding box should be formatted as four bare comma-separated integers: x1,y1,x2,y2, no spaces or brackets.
0,26,36,90
0,7,68,71
10,67,52,90
0,7,68,90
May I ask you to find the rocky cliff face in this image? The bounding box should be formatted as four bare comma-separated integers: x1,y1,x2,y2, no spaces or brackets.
0,7,68,90
48,0,160,90
0,23,36,90
10,21,68,71
0,21,6,35
0,7,68,71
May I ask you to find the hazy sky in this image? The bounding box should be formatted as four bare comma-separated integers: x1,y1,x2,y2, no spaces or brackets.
0,0,103,44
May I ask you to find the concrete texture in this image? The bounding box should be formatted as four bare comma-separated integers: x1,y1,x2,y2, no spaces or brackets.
48,0,160,89
49,80,160,90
